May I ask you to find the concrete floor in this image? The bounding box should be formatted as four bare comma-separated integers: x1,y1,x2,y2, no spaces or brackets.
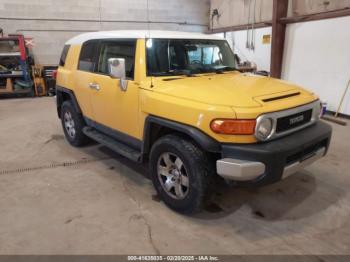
0,97,349,255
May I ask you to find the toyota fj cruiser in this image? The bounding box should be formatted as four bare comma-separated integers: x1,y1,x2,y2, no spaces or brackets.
56,30,332,214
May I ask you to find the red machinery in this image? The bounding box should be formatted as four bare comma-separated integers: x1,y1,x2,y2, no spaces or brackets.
0,32,35,96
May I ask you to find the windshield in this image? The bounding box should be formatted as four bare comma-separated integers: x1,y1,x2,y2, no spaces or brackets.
146,39,236,76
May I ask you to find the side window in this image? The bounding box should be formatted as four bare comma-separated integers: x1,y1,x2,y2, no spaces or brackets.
78,41,98,72
59,45,70,67
96,40,136,79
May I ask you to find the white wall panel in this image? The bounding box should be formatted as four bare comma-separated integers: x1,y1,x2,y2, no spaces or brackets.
225,27,271,71
282,16,350,115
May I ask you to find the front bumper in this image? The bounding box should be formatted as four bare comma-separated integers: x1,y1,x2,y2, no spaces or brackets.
216,121,332,186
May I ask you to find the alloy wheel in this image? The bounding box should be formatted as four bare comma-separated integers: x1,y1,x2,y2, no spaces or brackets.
157,152,189,199
64,111,76,138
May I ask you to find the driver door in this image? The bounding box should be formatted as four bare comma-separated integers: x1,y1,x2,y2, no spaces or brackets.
89,39,140,144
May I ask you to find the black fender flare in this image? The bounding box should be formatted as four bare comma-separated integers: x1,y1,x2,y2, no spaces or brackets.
142,115,221,155
56,85,82,118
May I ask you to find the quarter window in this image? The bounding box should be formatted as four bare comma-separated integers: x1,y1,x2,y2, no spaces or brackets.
59,45,70,67
78,41,98,72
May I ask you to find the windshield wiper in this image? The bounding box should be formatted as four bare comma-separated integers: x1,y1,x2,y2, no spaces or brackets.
197,66,236,74
213,66,237,74
150,69,196,77
168,69,196,77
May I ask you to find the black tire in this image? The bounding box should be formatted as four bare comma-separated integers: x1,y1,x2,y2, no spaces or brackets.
149,134,214,214
60,100,90,147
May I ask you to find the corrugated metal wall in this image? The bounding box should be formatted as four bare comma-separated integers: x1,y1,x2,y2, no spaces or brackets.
210,0,350,30
289,0,350,16
210,0,273,29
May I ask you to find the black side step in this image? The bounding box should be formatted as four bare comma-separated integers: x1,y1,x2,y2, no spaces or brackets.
83,127,141,162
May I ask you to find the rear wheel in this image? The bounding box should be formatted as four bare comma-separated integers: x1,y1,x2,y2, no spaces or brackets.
60,101,89,147
150,134,214,214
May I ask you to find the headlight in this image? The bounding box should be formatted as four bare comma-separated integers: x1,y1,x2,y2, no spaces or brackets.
255,118,273,140
315,101,322,119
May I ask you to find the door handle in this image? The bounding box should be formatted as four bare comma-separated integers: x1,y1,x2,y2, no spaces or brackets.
89,82,100,91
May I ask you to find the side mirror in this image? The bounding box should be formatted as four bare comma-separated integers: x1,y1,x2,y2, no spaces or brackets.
108,58,128,91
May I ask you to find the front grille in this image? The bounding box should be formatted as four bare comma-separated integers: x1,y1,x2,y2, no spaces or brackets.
276,109,313,133
286,138,328,165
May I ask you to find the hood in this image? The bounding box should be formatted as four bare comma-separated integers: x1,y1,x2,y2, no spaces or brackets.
151,72,314,108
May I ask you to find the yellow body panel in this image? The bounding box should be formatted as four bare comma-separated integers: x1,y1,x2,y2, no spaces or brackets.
57,45,95,119
87,40,145,138
57,38,318,144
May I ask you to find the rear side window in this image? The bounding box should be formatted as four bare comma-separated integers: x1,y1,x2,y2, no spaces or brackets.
78,41,99,72
59,45,70,67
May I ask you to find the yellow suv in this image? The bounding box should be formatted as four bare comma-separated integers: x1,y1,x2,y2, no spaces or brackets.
56,30,332,213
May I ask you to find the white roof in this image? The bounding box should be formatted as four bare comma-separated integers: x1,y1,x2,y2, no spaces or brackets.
66,30,224,45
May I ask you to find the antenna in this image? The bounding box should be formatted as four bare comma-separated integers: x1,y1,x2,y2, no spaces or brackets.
146,0,151,38
99,0,102,31
146,0,153,87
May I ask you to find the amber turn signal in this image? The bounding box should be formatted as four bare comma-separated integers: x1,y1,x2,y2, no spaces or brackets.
210,119,256,135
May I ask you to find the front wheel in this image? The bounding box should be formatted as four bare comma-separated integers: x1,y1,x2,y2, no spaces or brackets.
149,135,214,214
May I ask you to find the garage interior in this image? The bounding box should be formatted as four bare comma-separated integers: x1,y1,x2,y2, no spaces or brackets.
1,0,350,257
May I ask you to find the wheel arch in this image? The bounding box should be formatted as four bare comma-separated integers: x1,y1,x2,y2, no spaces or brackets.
142,115,221,159
56,86,82,118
